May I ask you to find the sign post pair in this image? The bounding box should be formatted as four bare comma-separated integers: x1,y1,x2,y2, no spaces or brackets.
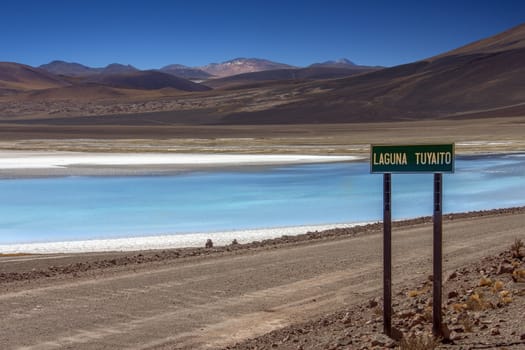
370,144,455,338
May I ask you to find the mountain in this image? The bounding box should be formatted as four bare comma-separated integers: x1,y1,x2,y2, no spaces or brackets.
39,60,97,77
36,58,374,83
160,64,213,80
309,58,357,68
0,62,68,92
3,23,525,126
99,63,138,75
198,58,295,77
431,22,525,58
85,70,211,91
205,66,380,89
219,23,525,124
39,61,138,76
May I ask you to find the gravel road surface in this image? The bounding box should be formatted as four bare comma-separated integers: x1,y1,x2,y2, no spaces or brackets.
1,211,524,349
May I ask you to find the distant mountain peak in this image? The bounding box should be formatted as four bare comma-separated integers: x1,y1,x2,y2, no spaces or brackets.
309,58,357,68
105,63,136,68
160,64,212,80
102,63,138,73
39,60,95,77
334,58,356,65
161,64,190,70
199,58,295,77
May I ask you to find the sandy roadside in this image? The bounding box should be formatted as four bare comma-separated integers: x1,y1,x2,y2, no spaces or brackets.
1,208,524,349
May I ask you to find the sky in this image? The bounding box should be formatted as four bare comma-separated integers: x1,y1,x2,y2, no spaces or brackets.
1,0,525,69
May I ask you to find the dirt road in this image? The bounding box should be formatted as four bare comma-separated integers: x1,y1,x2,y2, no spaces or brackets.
1,212,524,349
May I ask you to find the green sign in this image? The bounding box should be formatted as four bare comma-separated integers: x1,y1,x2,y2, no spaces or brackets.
370,144,455,173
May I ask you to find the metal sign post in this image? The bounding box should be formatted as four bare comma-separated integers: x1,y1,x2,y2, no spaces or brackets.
433,173,443,336
383,173,392,337
370,144,454,339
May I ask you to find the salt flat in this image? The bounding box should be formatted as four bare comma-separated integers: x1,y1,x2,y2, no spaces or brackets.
0,150,359,170
0,222,366,254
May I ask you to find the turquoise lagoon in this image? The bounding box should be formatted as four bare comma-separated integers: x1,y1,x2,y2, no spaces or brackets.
1,153,524,245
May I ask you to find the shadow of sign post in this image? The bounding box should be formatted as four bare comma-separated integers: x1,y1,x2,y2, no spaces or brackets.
370,144,455,338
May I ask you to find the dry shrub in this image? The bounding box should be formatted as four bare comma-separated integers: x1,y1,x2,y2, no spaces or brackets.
492,280,504,293
407,288,428,298
458,311,474,332
511,238,524,258
422,306,433,322
466,292,488,311
479,277,493,287
499,290,511,298
512,269,525,282
398,332,439,350
451,303,468,312
373,306,383,317
407,290,421,297
501,296,513,304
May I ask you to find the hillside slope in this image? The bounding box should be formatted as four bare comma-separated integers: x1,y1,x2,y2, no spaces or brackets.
0,62,68,93
219,23,525,124
205,66,379,89
84,70,212,91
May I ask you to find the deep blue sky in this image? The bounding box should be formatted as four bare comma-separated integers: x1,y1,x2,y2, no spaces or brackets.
2,0,524,69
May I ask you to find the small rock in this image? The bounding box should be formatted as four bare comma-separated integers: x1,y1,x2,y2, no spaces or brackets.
448,290,459,299
497,262,514,274
490,328,501,336
337,336,352,346
341,312,352,324
441,323,452,341
450,331,463,341
453,327,465,333
520,333,525,340
370,338,385,347
448,271,458,280
368,298,378,308
409,314,426,327
398,310,415,319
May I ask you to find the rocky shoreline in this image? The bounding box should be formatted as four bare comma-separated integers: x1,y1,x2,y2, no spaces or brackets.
2,206,524,286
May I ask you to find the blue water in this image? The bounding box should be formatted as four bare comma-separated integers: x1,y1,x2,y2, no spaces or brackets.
1,154,524,244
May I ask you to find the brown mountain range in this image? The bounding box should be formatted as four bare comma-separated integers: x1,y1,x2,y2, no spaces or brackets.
84,70,211,91
204,66,379,89
0,62,67,93
1,23,524,127
218,23,525,124
198,58,295,77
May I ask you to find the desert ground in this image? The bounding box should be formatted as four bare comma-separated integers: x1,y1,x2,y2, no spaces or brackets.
1,208,524,349
1,117,525,156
